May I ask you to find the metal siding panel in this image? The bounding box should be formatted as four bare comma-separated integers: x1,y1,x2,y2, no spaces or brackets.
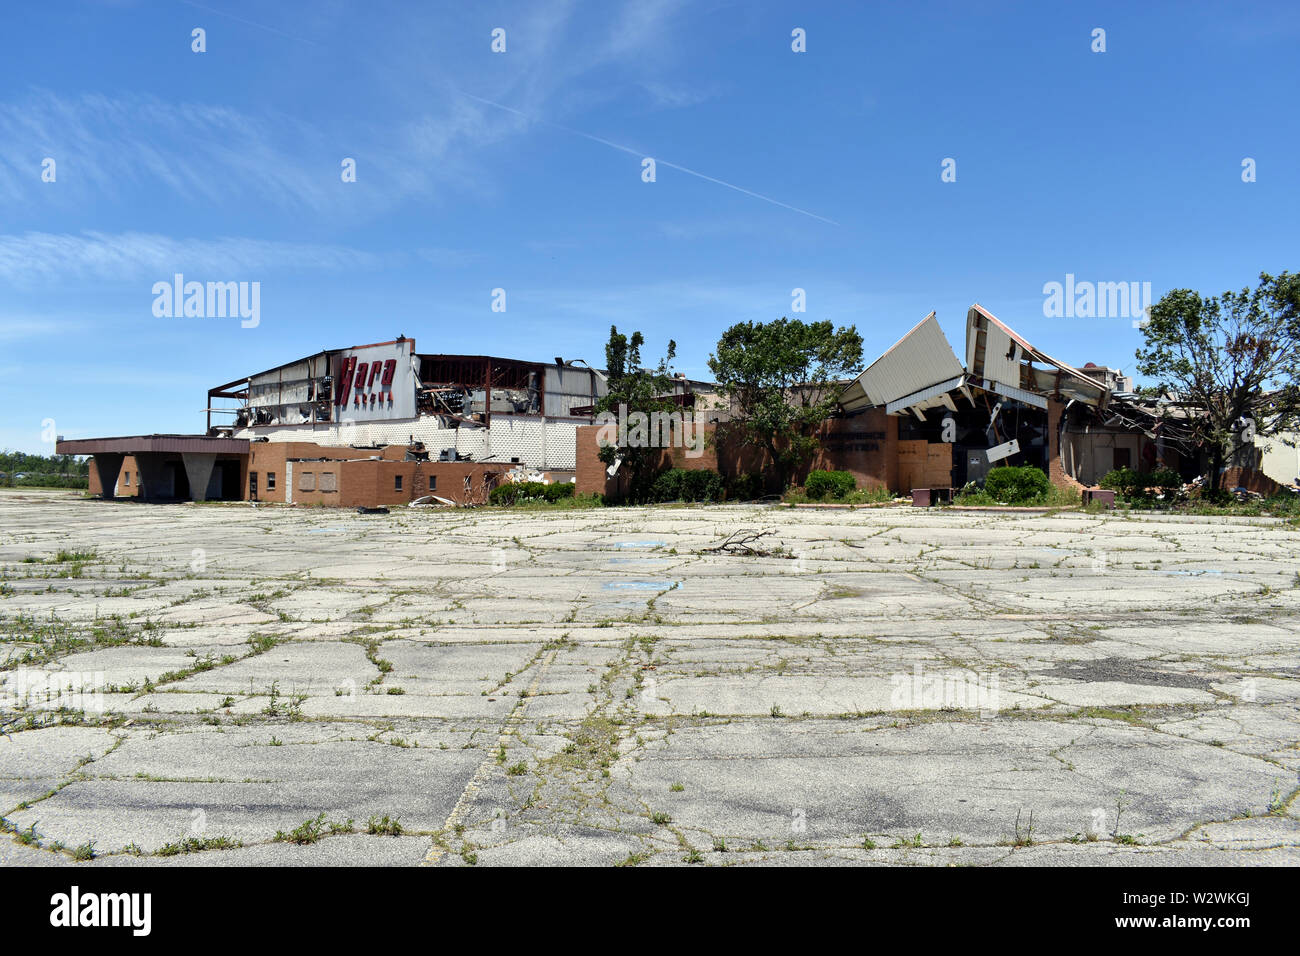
544,365,600,417
852,314,963,408
979,323,1020,387
989,381,1048,409
884,376,966,414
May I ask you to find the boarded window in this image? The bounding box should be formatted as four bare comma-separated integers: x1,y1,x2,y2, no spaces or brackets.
299,472,316,492
320,472,337,492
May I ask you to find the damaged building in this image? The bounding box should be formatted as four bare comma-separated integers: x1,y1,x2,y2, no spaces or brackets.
61,311,1295,507
575,304,1294,498
839,304,1293,494
576,304,1129,496
836,304,1115,490
61,338,616,505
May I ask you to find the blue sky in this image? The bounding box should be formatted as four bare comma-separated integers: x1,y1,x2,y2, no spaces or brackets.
2,0,1297,453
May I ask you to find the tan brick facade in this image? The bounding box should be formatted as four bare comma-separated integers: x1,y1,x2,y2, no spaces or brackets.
88,441,514,507
248,443,511,507
575,402,1112,498
577,410,900,497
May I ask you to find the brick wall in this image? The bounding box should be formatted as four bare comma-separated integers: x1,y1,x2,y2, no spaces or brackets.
577,402,1102,498
804,413,898,490
282,457,509,507
1220,466,1285,497
88,456,140,497
576,410,899,496
1048,398,1088,491
88,455,148,497
84,441,510,507
249,442,360,503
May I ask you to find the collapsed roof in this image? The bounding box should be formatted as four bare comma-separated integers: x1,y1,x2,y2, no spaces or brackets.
965,305,1108,409
838,312,963,413
841,304,1111,418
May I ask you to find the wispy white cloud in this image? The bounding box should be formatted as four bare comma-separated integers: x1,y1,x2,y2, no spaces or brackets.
0,91,334,209
0,87,514,214
0,315,88,344
638,80,719,110
0,2,715,217
0,231,380,283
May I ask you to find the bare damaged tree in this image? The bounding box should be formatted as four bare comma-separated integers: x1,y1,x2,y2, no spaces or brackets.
1136,272,1300,492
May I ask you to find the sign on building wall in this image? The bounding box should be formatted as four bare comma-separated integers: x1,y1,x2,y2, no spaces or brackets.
334,341,417,422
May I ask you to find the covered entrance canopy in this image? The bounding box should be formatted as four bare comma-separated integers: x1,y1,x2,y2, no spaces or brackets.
55,435,250,502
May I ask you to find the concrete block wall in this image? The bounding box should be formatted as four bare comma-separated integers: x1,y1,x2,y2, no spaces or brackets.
239,415,586,471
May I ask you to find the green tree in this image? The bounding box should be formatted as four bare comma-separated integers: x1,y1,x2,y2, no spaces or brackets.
708,317,864,490
594,326,680,502
0,450,90,487
1136,271,1300,492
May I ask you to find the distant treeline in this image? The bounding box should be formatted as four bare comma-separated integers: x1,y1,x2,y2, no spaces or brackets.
0,451,91,489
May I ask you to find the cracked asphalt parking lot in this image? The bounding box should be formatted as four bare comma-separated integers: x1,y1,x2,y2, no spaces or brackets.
1,489,1297,867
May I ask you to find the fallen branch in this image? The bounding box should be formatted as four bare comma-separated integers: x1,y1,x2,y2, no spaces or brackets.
702,528,780,556
0,711,24,740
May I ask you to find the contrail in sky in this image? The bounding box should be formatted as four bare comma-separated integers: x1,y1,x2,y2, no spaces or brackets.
458,90,840,226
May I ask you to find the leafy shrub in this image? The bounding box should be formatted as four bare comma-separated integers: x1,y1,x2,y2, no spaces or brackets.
1146,467,1183,501
682,469,724,502
727,472,766,501
984,465,1050,504
544,482,575,501
649,468,724,503
489,481,550,505
8,474,88,489
953,485,997,506
804,470,857,500
649,469,683,503
1099,467,1142,499
1193,487,1233,506
1100,466,1183,503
